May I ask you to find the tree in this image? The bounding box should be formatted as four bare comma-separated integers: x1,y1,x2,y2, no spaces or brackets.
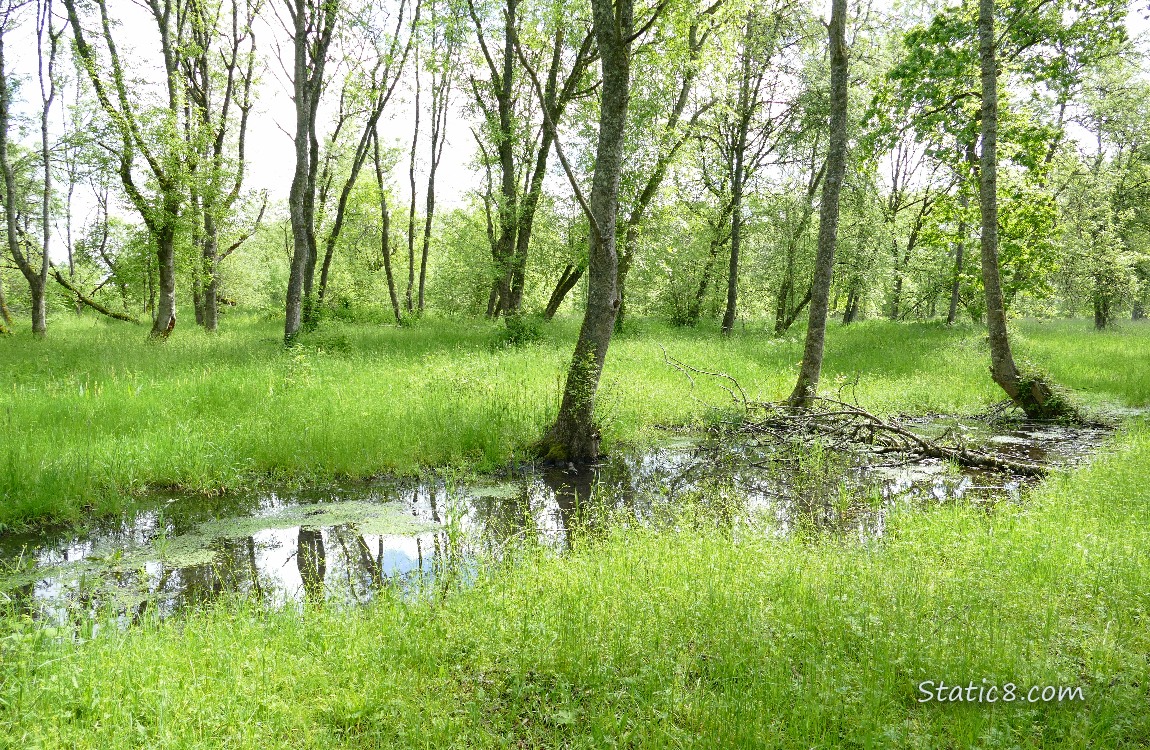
534,0,639,461
284,0,417,342
63,0,196,338
282,0,338,342
415,0,461,314
612,1,720,330
0,0,60,338
887,0,1124,415
717,7,799,335
787,0,847,406
184,0,267,332
467,0,596,319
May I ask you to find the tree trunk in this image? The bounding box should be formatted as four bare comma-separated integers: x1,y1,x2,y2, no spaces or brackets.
788,0,848,406
975,0,1067,418
685,231,725,326
373,132,402,324
1093,289,1110,330
285,22,314,343
537,0,632,462
842,288,859,324
405,50,421,314
774,264,793,334
202,214,221,333
192,264,206,326
946,190,967,324
721,172,744,335
889,238,903,320
0,31,51,338
721,34,754,337
977,0,1022,398
543,263,584,320
150,220,178,337
0,274,12,330
1133,299,1145,320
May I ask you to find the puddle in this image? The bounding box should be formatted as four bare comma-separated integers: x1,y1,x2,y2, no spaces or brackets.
0,419,1113,625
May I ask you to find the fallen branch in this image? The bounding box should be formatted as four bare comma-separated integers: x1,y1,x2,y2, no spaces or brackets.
747,397,1047,477
660,352,1050,478
52,267,141,324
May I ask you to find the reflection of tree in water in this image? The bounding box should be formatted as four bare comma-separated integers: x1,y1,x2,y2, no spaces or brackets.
541,466,597,550
296,528,326,603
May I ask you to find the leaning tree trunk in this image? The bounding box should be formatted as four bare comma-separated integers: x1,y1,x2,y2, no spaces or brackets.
543,263,584,320
788,0,848,407
975,0,1068,419
537,0,632,462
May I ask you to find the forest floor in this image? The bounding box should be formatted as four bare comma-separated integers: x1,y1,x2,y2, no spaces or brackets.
1,315,1149,747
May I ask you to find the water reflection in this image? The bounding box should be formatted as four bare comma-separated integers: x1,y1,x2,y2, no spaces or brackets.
0,420,1111,624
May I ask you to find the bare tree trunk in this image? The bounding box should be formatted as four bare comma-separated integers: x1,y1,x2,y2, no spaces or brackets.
889,237,903,320
842,288,859,324
721,175,743,335
538,0,633,462
202,214,221,331
977,0,1020,398
405,49,421,314
417,22,456,315
192,254,206,326
543,263,584,320
284,0,336,343
373,131,402,324
946,190,967,324
788,0,848,406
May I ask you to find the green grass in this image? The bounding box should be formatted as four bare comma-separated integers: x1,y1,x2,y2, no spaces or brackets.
2,314,1149,747
2,313,1148,529
1,421,1147,748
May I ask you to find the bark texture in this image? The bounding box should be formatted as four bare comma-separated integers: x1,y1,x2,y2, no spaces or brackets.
975,0,1068,419
788,0,848,406
537,0,632,462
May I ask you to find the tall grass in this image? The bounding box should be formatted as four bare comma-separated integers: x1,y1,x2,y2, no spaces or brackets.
1,421,1147,748
1,314,1147,528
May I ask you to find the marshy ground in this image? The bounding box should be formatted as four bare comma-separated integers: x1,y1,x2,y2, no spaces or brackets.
1,316,1148,748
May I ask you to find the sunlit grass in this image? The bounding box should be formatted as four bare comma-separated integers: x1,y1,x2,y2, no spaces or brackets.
1,313,1147,528
1,421,1147,748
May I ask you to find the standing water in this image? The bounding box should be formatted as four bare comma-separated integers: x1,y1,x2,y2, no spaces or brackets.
0,419,1112,624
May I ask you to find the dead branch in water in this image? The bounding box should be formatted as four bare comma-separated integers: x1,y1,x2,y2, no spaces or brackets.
660,350,1048,477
